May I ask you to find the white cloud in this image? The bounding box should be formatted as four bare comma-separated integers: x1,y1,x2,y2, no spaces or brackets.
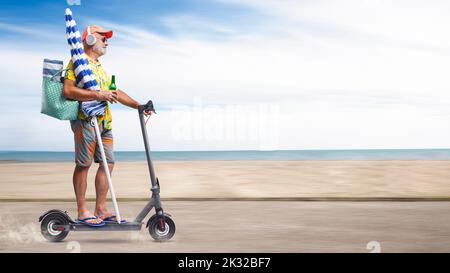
160,14,238,35
1,1,450,150
0,22,59,41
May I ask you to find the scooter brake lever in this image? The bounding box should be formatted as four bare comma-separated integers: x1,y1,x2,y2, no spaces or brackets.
139,100,156,114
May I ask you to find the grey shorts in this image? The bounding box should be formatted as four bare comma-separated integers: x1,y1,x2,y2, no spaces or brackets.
70,119,115,167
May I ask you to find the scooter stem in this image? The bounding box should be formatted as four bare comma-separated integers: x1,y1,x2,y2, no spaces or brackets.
138,104,158,189
92,117,122,224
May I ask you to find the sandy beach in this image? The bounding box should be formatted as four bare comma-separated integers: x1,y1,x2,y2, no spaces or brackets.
1,160,450,200
2,161,450,253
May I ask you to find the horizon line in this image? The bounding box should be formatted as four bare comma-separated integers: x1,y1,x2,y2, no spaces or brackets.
1,148,450,153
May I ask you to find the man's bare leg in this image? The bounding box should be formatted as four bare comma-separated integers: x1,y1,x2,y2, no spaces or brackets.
94,163,116,219
73,165,103,224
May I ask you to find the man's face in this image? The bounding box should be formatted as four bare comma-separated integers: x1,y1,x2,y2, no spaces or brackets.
92,33,108,56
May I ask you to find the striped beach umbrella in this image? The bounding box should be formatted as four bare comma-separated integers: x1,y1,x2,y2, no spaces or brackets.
65,8,106,117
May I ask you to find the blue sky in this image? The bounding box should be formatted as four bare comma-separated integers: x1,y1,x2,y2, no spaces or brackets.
0,0,269,42
1,0,450,151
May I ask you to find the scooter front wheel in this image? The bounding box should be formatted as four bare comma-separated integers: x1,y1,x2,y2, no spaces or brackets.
147,214,175,242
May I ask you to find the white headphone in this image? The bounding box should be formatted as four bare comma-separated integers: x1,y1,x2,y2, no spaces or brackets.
85,26,96,46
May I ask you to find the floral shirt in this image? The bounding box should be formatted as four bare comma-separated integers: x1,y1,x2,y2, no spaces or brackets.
65,56,113,129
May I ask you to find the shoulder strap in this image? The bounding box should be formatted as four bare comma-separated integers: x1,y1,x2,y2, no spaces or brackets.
51,68,70,82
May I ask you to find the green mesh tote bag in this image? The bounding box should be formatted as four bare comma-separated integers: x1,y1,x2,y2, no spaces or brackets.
41,59,79,120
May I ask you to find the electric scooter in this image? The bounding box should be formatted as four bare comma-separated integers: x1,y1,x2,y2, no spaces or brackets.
39,100,175,242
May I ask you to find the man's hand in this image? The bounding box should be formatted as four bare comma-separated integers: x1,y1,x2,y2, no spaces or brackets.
112,89,153,117
97,90,118,103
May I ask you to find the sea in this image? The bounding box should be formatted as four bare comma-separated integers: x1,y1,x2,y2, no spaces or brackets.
1,149,450,162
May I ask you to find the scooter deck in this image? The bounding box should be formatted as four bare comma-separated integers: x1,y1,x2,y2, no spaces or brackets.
70,221,143,231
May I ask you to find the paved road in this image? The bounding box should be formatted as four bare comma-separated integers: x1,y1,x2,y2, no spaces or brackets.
1,201,449,252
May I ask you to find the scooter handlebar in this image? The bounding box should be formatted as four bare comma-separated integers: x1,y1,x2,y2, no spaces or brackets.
138,100,156,114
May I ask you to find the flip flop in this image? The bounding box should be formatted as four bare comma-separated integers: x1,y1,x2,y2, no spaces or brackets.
101,215,127,223
75,216,106,227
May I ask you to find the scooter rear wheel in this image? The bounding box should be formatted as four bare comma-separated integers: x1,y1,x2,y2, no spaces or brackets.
147,214,175,242
40,213,69,242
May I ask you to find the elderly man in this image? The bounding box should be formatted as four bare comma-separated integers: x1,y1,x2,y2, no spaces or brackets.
63,25,150,226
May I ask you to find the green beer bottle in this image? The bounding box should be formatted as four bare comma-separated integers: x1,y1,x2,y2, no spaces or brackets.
109,75,117,90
